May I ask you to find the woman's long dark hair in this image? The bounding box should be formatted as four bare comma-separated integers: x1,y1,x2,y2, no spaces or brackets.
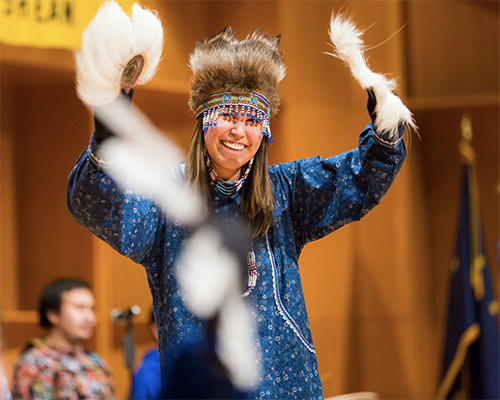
185,120,274,239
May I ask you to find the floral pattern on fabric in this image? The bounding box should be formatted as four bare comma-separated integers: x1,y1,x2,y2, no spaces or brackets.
12,338,115,400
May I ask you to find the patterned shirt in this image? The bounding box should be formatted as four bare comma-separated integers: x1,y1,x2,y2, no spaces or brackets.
67,122,406,399
12,338,115,400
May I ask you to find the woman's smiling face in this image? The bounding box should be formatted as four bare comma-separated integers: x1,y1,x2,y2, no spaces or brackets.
204,111,263,181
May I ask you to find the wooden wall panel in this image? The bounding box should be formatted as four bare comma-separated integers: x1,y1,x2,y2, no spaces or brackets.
405,1,499,97
1,84,20,311
12,77,94,310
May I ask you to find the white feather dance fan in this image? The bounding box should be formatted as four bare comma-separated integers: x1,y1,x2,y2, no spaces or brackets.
75,1,163,106
327,13,416,139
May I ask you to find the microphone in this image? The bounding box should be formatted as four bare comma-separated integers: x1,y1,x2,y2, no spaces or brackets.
111,305,141,323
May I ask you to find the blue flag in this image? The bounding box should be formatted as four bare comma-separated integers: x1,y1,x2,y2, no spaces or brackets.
436,164,500,399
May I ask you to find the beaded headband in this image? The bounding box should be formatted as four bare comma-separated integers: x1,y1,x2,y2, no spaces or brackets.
196,92,272,142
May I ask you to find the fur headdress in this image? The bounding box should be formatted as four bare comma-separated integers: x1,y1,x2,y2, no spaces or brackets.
189,27,286,142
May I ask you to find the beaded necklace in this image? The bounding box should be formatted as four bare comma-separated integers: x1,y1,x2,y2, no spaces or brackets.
204,151,254,196
205,151,257,296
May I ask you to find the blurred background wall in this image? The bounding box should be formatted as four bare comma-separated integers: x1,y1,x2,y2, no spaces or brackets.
1,1,498,398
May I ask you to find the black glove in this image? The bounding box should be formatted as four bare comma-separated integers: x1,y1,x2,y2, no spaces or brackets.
367,89,407,138
93,89,134,144
366,88,377,125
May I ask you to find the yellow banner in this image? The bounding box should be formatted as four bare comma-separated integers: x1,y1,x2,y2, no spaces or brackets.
0,0,137,50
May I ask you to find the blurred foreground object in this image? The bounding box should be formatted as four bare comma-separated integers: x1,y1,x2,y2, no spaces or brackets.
326,392,378,400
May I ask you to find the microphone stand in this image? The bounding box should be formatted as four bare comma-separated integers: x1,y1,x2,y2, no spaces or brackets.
121,316,136,389
111,305,141,392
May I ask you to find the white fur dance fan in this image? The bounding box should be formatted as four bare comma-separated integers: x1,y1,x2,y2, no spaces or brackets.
75,1,163,106
327,13,416,139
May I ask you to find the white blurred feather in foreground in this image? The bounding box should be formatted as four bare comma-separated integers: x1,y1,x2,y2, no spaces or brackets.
327,13,416,139
95,98,203,226
177,225,260,390
75,1,163,106
94,99,259,391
